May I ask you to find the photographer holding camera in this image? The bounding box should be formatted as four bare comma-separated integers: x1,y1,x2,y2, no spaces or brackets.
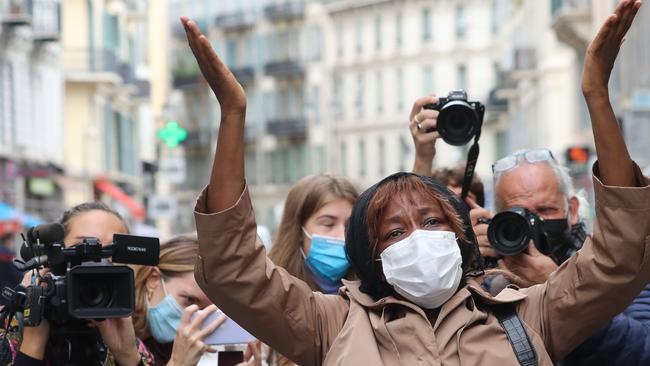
0,203,155,366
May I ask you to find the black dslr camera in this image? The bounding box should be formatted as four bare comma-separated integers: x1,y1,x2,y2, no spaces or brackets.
423,89,485,146
484,207,553,256
0,223,159,365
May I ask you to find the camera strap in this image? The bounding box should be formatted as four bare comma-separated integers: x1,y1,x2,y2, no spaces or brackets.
493,303,539,366
460,134,480,201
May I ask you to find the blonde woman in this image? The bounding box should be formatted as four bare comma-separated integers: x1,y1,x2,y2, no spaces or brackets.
269,174,358,295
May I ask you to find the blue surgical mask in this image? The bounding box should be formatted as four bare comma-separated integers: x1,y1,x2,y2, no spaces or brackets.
302,228,350,283
147,279,183,343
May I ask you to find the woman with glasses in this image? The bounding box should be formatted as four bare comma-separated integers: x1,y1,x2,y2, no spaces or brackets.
183,1,650,365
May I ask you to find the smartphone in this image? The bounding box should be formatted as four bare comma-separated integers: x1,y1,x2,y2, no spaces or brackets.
192,309,254,345
218,351,244,366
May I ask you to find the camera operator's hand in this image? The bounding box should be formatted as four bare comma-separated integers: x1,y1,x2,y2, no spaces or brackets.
465,197,497,258
93,317,141,366
498,242,558,287
237,341,262,366
168,304,225,366
410,95,440,176
20,318,50,360
19,271,50,360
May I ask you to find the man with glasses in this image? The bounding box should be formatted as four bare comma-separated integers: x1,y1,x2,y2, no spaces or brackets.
470,148,588,286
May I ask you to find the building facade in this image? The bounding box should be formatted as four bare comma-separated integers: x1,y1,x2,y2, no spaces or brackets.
61,0,151,225
0,0,64,223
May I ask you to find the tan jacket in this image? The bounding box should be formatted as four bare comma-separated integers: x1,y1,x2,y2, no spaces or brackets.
194,169,650,366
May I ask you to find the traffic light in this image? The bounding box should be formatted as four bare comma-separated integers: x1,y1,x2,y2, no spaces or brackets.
565,146,590,165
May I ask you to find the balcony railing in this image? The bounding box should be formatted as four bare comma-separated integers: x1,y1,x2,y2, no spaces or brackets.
264,1,305,22
215,11,256,31
514,48,536,70
266,117,306,139
1,0,32,26
264,60,304,78
63,48,120,74
1,0,60,40
551,0,591,51
231,66,255,86
32,0,59,41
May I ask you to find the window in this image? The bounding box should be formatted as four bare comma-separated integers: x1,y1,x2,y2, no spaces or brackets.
376,71,383,113
356,21,363,54
396,68,404,112
311,86,321,124
308,25,322,61
333,75,344,119
422,66,433,95
399,135,410,172
340,142,347,176
336,22,344,59
315,145,326,173
491,0,499,35
455,5,467,39
395,13,402,48
421,8,432,41
358,140,366,177
226,39,237,67
355,73,364,118
374,16,382,51
378,138,385,177
457,64,467,90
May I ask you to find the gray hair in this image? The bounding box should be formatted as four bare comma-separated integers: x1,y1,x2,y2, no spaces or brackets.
493,149,581,214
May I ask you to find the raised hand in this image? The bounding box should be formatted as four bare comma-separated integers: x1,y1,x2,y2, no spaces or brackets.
582,0,642,97
410,95,440,175
180,17,246,211
180,17,246,116
582,0,642,187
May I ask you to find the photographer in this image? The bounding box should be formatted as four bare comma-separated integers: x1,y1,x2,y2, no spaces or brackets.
0,203,154,366
183,1,650,364
470,1,650,363
470,149,586,287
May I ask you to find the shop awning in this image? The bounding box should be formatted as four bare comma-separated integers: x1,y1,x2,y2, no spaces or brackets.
0,202,44,229
94,179,146,220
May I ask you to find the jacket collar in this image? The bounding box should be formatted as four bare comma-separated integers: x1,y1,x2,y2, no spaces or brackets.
341,277,528,311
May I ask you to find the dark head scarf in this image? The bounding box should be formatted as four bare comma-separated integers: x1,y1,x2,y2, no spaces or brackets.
345,172,484,300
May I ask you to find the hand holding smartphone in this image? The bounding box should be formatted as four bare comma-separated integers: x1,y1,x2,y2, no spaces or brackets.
191,308,254,345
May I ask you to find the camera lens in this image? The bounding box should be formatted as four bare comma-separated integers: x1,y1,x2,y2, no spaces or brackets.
487,210,531,256
78,282,112,308
437,102,477,146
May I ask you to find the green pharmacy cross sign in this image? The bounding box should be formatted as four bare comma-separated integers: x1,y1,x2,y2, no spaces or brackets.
158,121,188,147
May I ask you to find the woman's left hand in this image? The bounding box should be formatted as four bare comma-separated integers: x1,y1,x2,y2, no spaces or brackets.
237,341,262,366
582,0,642,98
93,317,141,366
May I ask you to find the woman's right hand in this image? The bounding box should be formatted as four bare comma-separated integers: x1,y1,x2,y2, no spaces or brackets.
167,304,225,366
18,271,50,360
409,95,440,176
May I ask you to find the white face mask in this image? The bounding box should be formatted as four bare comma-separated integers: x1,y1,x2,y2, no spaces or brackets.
380,230,463,309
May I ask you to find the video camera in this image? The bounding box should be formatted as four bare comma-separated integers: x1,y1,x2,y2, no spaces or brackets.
0,223,159,365
1,222,159,326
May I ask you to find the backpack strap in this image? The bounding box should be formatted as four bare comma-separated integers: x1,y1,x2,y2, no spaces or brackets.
493,303,538,366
